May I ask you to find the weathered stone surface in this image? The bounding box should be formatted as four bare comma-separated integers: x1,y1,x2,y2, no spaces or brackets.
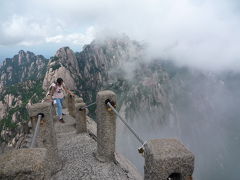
42,66,77,91
30,116,37,133
53,111,139,180
28,102,51,117
55,47,80,74
28,102,61,174
96,90,116,162
42,47,79,91
87,117,97,136
75,103,87,133
75,97,83,103
0,148,50,180
67,95,76,118
144,139,194,180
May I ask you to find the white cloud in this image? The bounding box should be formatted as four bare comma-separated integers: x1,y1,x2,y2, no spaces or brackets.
45,26,96,45
0,15,64,46
0,0,240,71
46,35,64,44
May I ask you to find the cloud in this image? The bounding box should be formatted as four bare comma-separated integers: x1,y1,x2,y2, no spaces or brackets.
46,26,95,45
0,14,95,47
0,15,64,46
94,0,240,72
0,0,240,71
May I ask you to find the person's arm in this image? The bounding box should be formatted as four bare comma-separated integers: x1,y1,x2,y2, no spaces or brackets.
63,84,74,96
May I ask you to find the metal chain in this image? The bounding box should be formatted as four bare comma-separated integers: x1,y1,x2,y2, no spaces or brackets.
107,102,145,145
30,114,42,148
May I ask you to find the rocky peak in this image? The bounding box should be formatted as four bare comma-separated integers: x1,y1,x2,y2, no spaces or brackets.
55,47,79,74
18,50,25,56
42,47,79,91
0,51,48,88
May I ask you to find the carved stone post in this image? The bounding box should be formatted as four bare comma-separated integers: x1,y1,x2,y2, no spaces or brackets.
95,90,116,162
75,103,87,133
28,102,61,174
143,139,194,180
68,94,76,117
0,148,51,179
30,116,37,132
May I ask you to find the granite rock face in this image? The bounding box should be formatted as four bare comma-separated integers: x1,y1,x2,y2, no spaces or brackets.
0,50,47,88
42,47,79,91
43,66,76,91
0,51,48,152
55,47,80,74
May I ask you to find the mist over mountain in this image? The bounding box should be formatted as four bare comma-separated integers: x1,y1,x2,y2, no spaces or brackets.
0,36,239,179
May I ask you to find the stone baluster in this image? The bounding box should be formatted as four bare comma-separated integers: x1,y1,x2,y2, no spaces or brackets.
143,139,194,180
75,102,87,133
0,148,51,179
95,90,116,162
68,94,76,117
28,102,61,174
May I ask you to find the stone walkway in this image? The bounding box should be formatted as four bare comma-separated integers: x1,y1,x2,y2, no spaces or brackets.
52,110,139,180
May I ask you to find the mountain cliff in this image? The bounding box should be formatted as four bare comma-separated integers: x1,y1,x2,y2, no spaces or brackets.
0,51,48,152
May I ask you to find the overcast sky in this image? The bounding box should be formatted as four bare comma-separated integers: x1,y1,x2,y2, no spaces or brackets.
0,0,240,71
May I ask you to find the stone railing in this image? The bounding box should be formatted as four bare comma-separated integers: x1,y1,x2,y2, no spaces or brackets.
91,90,195,180
0,90,194,180
0,102,61,179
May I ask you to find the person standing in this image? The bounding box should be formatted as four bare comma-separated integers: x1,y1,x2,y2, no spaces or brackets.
50,77,74,123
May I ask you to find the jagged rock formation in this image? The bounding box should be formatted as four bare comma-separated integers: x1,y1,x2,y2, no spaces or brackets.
75,36,144,102
0,50,46,89
0,51,48,152
43,47,79,91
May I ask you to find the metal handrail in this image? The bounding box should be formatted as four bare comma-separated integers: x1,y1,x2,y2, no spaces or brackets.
30,114,43,148
79,102,96,111
107,102,145,145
